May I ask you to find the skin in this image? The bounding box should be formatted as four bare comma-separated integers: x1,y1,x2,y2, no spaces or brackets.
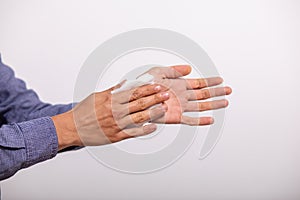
52,65,232,150
52,83,169,150
142,65,232,125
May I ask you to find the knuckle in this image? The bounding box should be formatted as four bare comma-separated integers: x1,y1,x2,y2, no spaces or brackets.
198,79,204,88
201,102,212,111
137,98,147,110
202,90,210,99
154,93,162,102
199,103,206,111
196,79,206,88
194,79,201,88
131,89,141,100
133,112,147,123
144,85,153,93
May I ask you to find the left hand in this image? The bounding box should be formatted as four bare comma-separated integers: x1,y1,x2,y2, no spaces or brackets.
139,65,232,126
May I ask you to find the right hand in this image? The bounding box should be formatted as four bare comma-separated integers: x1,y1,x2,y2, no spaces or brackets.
52,83,169,150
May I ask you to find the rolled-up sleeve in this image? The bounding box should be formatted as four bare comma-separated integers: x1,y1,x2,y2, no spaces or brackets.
0,117,58,181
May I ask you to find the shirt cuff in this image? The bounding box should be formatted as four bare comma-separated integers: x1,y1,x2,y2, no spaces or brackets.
15,117,58,168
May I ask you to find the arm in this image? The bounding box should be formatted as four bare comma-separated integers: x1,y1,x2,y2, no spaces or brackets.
0,56,73,180
0,117,58,181
0,56,169,180
51,65,232,151
0,56,72,124
0,83,169,180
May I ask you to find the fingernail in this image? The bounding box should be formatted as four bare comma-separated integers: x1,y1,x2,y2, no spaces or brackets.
154,85,161,91
225,86,232,94
218,77,224,83
145,124,157,132
160,92,169,99
224,99,229,106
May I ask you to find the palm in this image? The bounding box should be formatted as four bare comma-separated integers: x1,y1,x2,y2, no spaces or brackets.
143,65,231,126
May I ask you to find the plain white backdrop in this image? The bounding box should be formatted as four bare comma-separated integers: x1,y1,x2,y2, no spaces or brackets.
1,0,300,199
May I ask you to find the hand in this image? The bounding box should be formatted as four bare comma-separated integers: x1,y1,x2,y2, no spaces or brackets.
52,83,170,150
140,65,232,125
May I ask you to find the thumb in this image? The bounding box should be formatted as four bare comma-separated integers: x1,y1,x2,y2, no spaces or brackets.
170,65,192,77
147,65,192,79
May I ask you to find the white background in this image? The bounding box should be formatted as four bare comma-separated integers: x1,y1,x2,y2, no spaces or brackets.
1,0,300,199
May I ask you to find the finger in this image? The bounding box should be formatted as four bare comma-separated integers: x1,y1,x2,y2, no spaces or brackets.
170,65,192,77
185,99,229,112
145,65,191,79
127,91,170,114
119,105,166,128
113,84,162,103
187,86,232,100
186,77,223,89
117,124,157,140
181,116,214,126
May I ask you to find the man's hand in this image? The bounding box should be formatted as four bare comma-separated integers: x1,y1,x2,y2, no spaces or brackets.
140,65,232,125
52,65,232,150
52,83,169,150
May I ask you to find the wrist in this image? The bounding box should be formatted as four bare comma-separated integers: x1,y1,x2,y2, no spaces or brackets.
51,111,82,151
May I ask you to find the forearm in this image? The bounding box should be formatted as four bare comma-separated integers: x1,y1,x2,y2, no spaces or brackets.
0,56,73,123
